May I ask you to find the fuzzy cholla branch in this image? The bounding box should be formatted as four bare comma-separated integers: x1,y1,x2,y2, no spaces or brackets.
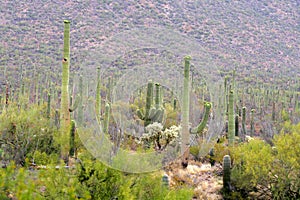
163,125,181,145
138,122,181,151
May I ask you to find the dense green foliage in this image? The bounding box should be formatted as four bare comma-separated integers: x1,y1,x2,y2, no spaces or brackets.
230,123,300,199
0,101,59,165
0,156,194,200
0,102,193,199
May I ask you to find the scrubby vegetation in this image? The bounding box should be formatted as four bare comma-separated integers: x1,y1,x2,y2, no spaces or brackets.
0,1,299,199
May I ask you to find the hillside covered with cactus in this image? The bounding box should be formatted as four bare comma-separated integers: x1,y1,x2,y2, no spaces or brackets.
0,1,299,200
0,0,299,87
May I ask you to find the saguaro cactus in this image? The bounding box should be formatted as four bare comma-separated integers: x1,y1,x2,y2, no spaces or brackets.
223,155,231,193
137,81,166,127
5,80,9,106
242,106,246,135
151,83,165,124
235,114,239,136
60,20,71,160
228,90,235,146
103,102,111,134
250,109,255,136
77,75,84,125
181,56,191,166
181,56,212,167
96,67,101,118
69,120,76,157
47,93,51,118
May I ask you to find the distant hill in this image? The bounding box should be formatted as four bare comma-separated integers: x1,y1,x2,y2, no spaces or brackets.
0,0,299,88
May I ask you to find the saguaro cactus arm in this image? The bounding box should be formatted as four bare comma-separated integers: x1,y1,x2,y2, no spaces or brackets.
190,102,212,134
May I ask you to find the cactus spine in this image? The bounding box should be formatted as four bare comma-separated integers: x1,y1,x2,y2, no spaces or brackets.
60,20,71,160
228,90,235,146
223,155,231,193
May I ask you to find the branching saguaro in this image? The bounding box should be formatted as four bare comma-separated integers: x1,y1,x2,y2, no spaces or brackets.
181,56,212,167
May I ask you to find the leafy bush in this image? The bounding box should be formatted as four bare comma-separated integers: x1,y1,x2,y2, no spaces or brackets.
77,150,193,200
231,139,273,191
270,123,300,199
231,123,300,199
37,160,91,199
0,162,37,200
0,102,59,165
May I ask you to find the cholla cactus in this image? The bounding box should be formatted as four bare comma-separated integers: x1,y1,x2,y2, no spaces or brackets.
163,125,181,145
138,122,180,151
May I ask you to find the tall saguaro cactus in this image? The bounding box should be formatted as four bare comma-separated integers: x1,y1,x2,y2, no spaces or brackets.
96,67,101,118
228,90,235,146
250,109,255,136
242,106,247,135
60,20,71,160
181,56,191,166
181,56,212,166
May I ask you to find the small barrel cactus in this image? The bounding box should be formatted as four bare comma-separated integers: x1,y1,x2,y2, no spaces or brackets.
223,155,231,193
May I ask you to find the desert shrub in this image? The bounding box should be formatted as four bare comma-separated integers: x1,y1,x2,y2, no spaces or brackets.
270,123,300,199
36,160,91,200
231,139,273,190
26,150,59,165
0,162,37,200
0,102,59,165
76,150,193,200
76,151,133,200
231,123,300,199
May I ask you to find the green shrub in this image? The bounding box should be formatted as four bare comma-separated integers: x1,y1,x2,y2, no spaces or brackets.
37,160,91,200
231,139,273,190
231,123,300,199
76,150,194,200
0,102,59,165
270,123,300,199
0,162,37,200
